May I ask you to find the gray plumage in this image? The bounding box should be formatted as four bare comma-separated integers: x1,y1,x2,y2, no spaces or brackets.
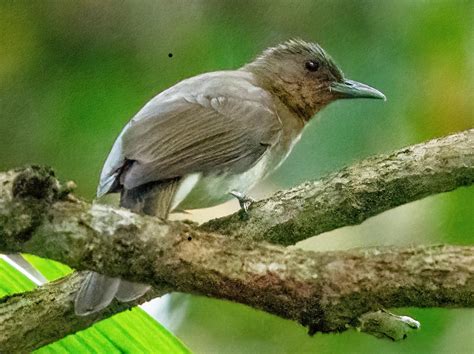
75,39,385,316
98,71,281,198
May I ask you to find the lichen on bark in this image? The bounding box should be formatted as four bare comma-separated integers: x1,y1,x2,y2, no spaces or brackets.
0,129,473,352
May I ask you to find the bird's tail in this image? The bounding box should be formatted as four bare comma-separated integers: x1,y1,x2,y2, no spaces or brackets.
74,179,180,316
120,178,181,219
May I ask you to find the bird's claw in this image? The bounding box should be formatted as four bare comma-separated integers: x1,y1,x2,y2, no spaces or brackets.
230,191,255,214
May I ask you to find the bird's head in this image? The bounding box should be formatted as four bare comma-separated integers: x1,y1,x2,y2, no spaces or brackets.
244,39,385,121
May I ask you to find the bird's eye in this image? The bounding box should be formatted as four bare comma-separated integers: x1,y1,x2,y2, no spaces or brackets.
305,60,319,72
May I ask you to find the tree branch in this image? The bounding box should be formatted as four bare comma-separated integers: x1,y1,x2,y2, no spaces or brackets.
203,129,474,245
0,272,168,353
0,129,473,351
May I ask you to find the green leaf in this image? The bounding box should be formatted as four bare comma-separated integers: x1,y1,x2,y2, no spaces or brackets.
0,256,191,354
36,307,190,354
0,258,36,297
22,253,73,281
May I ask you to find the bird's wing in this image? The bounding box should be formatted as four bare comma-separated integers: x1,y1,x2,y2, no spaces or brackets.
99,93,281,194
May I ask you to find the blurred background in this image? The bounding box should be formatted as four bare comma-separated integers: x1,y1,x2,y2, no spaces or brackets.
0,0,473,353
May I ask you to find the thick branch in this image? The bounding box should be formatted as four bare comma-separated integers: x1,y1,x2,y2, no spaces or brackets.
0,129,473,351
0,167,473,351
203,129,474,245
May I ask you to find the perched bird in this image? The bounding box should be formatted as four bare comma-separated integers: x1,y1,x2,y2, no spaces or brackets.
75,39,385,315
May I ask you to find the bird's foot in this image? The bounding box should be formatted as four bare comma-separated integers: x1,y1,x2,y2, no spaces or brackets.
230,191,255,216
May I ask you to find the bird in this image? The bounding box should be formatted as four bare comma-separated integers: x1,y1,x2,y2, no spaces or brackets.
74,39,385,315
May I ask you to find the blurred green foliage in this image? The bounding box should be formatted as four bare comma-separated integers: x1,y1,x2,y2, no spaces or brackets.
0,0,472,353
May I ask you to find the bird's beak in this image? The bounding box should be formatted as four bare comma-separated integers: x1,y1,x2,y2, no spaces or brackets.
330,79,386,101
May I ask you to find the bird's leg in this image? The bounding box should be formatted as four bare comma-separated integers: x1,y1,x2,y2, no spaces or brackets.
230,190,255,215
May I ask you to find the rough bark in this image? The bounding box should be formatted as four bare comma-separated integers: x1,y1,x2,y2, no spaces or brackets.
203,129,474,245
0,129,473,351
0,272,168,353
3,243,472,352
